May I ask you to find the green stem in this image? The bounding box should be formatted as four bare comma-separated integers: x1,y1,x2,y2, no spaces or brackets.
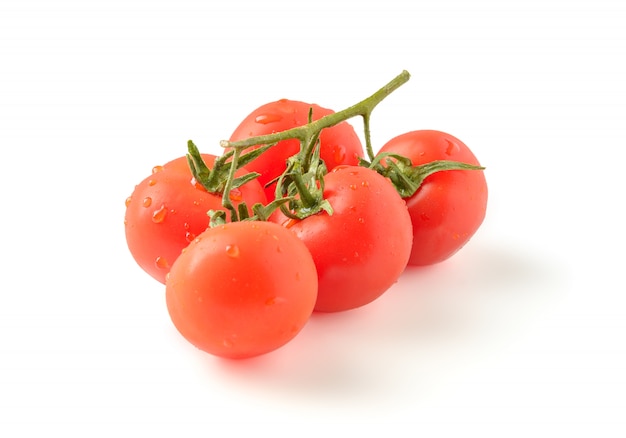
220,70,411,151
363,112,375,161
221,146,242,221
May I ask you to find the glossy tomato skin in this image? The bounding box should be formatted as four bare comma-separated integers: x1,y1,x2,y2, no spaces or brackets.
228,99,364,200
165,221,318,359
379,130,488,266
124,154,267,284
271,166,413,313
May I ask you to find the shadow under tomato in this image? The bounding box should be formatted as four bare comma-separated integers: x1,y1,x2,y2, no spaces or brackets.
203,240,567,413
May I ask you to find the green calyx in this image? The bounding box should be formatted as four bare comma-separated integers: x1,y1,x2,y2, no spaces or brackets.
186,139,271,194
360,152,485,198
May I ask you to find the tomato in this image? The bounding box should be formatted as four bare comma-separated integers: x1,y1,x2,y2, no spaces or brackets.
271,165,413,312
124,154,267,284
378,130,488,266
165,221,318,359
227,99,364,200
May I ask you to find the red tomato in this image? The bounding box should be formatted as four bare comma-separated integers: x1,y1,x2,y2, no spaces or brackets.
227,99,364,200
271,165,413,312
378,130,488,266
124,154,267,284
165,221,318,359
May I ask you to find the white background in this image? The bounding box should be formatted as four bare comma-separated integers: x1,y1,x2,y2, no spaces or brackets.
1,0,625,435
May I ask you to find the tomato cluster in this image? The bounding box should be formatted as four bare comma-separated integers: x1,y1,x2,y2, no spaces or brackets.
124,71,488,360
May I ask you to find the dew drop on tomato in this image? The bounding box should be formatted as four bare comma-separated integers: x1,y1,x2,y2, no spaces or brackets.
225,244,240,258
222,338,234,348
152,205,167,223
155,256,169,270
125,196,132,207
254,113,283,124
185,232,195,243
333,145,346,163
445,139,460,156
190,177,208,192
142,197,152,208
229,188,242,202
148,179,157,186
152,165,164,174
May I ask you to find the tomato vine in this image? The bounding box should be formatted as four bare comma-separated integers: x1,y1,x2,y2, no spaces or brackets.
214,70,484,221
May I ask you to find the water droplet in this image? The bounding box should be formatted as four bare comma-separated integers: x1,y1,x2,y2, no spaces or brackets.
255,113,283,124
191,177,207,191
223,338,234,348
358,217,365,224
225,244,240,258
349,184,357,190
152,165,163,174
445,139,460,156
152,205,167,223
333,145,346,164
148,179,157,186
125,196,132,207
229,188,242,202
361,180,370,188
283,218,298,229
155,256,169,270
142,197,152,208
185,232,196,243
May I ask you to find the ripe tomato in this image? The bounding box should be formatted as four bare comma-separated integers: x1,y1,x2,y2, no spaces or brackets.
227,99,364,200
378,130,488,266
124,154,267,284
165,221,318,359
271,165,413,312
